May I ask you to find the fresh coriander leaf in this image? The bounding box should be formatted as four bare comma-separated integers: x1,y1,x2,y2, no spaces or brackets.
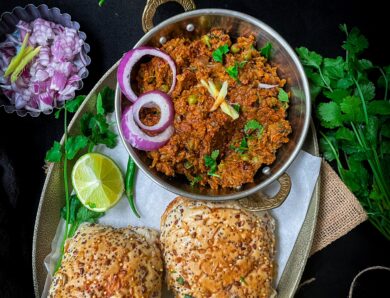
323,89,350,103
82,113,118,148
340,140,366,157
296,47,323,69
232,137,249,154
239,137,248,153
336,76,354,89
54,108,62,119
244,119,263,136
278,88,289,102
260,42,272,60
319,133,338,162
354,81,375,101
342,157,369,198
323,57,345,81
304,67,323,87
340,96,365,123
342,27,369,57
317,102,343,128
65,95,86,113
204,150,219,176
96,93,105,115
367,100,390,115
99,86,115,114
184,295,194,298
212,45,229,63
211,149,219,160
226,63,239,81
232,103,240,113
61,195,104,238
358,59,373,70
190,176,201,186
335,127,355,141
80,113,93,136
65,135,89,160
45,141,62,162
176,276,185,285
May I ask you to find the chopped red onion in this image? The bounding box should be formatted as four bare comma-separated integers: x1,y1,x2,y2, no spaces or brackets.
0,18,86,112
38,91,54,111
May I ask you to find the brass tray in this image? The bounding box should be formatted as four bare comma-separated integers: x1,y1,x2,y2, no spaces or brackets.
32,61,319,298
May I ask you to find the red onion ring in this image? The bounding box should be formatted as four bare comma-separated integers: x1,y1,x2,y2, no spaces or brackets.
132,90,174,133
117,46,177,102
121,106,174,151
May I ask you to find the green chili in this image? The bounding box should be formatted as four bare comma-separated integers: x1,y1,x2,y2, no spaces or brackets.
125,157,141,218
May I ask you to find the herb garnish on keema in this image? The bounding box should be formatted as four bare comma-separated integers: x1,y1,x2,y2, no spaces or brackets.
204,150,220,177
212,44,229,63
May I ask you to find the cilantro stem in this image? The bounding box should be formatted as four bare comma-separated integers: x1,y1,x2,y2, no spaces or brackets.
351,122,390,204
88,142,94,153
55,109,70,272
318,67,333,92
378,67,388,101
352,77,369,125
320,131,344,179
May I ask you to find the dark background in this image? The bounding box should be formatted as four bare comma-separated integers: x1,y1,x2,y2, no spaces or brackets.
1,0,389,297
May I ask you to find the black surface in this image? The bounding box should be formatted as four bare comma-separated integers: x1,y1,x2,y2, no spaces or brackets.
0,0,389,297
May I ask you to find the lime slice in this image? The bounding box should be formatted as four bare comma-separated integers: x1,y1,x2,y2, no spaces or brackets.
72,153,124,212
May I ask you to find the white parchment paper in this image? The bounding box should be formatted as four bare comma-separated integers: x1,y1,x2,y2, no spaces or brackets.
42,114,321,297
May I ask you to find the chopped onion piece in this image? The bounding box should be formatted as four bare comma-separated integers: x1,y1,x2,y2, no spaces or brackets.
258,83,278,89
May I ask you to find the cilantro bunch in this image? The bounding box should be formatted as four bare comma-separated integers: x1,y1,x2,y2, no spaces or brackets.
297,25,390,239
45,86,117,269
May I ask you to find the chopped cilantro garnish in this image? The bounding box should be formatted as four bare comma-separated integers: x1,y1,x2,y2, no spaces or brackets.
204,150,220,177
226,63,239,81
244,119,264,137
226,61,246,81
260,42,272,60
230,137,248,154
212,44,229,63
190,176,202,186
184,295,194,298
278,88,289,102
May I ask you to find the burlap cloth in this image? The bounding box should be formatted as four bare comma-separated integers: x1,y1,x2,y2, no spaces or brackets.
310,161,368,255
